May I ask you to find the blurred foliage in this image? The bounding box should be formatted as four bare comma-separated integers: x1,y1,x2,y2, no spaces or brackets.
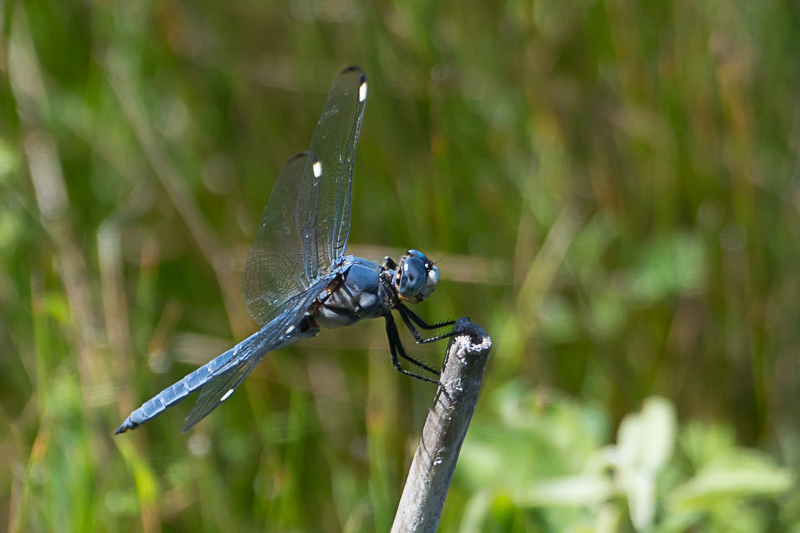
2,0,800,531
458,393,794,532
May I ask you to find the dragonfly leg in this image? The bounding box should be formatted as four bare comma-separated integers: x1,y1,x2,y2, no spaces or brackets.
384,314,441,383
400,305,457,330
381,256,398,270
397,305,457,345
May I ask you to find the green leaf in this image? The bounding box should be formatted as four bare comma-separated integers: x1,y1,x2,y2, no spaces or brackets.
670,451,794,510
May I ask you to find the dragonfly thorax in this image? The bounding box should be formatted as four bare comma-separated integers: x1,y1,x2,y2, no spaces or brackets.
390,250,440,304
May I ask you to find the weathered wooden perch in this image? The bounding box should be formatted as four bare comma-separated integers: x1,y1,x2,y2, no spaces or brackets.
391,318,492,533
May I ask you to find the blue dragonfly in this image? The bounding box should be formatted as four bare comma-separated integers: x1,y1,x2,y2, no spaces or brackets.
116,66,455,434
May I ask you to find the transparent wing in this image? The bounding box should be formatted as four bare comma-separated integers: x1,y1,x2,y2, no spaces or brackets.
181,285,325,432
115,284,325,434
309,66,368,267
242,67,368,326
180,350,259,433
243,152,324,326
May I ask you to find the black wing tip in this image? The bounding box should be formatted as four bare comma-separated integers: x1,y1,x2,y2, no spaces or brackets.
342,64,364,74
286,150,321,161
341,65,367,83
287,151,310,163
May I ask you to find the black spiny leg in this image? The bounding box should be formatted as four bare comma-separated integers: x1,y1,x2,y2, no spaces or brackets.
397,305,457,345
384,314,441,384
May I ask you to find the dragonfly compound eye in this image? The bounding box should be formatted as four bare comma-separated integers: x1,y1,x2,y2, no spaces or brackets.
397,251,440,303
399,256,426,299
424,265,440,297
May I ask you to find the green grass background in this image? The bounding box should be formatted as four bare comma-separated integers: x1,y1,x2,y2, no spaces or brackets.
2,0,800,531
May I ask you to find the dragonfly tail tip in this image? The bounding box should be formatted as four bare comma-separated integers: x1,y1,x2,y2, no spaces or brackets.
114,418,135,435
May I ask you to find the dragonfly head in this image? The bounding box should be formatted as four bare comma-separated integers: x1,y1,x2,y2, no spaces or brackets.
395,250,440,304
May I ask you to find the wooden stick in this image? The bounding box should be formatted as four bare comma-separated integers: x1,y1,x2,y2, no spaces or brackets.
392,318,492,533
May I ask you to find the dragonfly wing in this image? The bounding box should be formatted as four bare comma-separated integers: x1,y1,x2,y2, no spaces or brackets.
181,283,325,432
309,66,367,267
243,152,324,326
116,283,326,434
180,351,261,433
114,334,255,434
243,67,367,326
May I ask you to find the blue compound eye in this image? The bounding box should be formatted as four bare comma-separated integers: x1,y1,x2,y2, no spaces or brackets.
398,256,426,298
425,265,440,292
396,250,440,303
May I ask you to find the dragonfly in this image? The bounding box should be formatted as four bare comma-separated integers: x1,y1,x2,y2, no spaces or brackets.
116,66,456,434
